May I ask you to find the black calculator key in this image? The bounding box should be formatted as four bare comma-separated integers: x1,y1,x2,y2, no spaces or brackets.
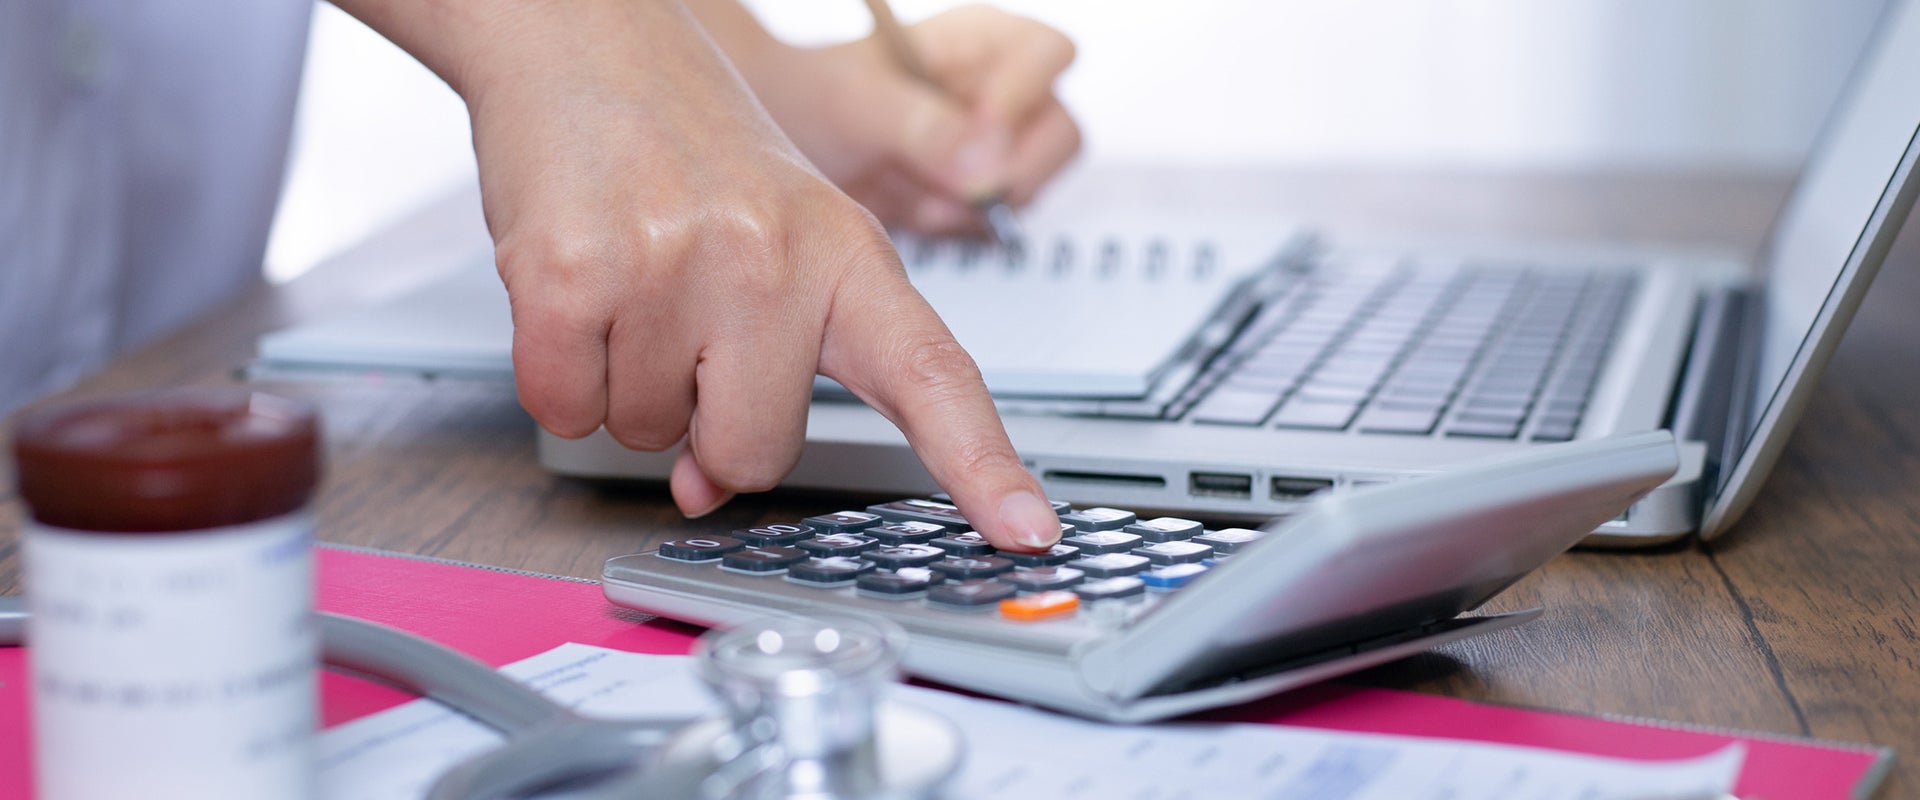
1060,530,1143,555
1194,528,1266,554
856,567,944,596
928,555,1014,580
868,520,947,545
1123,517,1203,542
1003,544,1080,567
928,579,1019,607
657,535,746,562
796,533,879,557
1005,566,1085,591
787,557,877,585
1059,507,1136,531
930,532,995,556
1134,540,1213,565
860,544,946,569
802,511,883,533
866,499,971,530
933,493,1071,514
732,523,816,546
1070,553,1151,578
1074,576,1146,601
722,546,806,573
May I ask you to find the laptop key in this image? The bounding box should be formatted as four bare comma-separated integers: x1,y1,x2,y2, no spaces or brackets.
1444,416,1522,439
1355,407,1440,435
1270,400,1360,431
1188,388,1281,426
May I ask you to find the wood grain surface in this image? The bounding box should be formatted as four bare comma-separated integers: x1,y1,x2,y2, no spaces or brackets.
2,166,1914,796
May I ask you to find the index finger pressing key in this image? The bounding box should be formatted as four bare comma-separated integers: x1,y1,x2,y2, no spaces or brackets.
819,273,1062,551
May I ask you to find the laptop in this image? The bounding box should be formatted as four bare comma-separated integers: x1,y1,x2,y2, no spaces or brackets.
259,0,1920,547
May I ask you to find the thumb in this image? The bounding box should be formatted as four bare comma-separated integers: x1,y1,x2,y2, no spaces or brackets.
864,74,1010,201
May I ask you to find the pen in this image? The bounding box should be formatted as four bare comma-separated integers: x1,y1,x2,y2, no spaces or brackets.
860,0,1027,247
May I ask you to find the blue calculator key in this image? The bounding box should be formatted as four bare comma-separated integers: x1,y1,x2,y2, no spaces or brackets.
802,511,884,533
859,544,946,569
732,523,816,546
1060,530,1143,555
1005,566,1085,592
1142,563,1209,590
1133,540,1213,566
1193,528,1267,554
657,536,746,562
721,546,806,573
787,557,876,585
868,520,948,545
928,555,1015,580
1059,507,1137,531
796,533,879,557
1074,576,1146,601
866,499,972,530
928,579,1019,607
1069,553,1151,578
1123,517,1204,542
930,532,996,556
1002,543,1080,567
856,567,944,596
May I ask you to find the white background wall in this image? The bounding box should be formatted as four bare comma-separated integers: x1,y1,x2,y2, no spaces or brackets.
266,0,1885,283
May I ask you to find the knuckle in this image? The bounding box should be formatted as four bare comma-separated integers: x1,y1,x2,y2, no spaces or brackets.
698,442,794,494
605,419,686,453
950,436,1026,479
893,333,986,400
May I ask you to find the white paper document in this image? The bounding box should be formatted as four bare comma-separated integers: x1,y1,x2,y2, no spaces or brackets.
320,643,1742,800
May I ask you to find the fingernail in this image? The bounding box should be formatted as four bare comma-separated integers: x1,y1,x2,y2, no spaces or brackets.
952,128,1011,199
685,491,736,520
998,491,1061,549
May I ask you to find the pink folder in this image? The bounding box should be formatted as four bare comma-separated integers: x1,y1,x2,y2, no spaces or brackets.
0,546,1891,798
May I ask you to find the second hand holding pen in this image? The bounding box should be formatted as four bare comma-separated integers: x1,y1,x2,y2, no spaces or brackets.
861,0,1028,247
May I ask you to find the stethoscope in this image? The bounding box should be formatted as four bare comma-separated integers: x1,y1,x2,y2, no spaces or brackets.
0,597,963,799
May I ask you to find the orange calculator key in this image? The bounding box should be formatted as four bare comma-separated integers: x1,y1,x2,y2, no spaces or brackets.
999,590,1080,621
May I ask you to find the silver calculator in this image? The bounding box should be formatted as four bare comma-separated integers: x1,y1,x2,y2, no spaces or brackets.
605,432,1677,722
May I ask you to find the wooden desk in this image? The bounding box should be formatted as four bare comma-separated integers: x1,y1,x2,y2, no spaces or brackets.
3,167,1915,796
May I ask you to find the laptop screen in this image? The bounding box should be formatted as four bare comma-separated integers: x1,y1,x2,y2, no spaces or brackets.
1746,0,1920,450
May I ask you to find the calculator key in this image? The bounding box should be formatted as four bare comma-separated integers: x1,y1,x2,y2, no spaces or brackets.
859,544,946,569
1123,517,1203,542
1060,530,1144,555
787,557,877,585
1133,540,1213,566
931,493,1071,514
1002,544,1080,567
1142,563,1209,590
855,567,944,596
732,523,816,546
796,533,878,557
1193,528,1266,554
1069,553,1151,578
802,511,883,533
1000,591,1080,622
868,520,947,545
928,556,1015,580
721,546,806,573
1074,576,1146,602
929,532,996,556
928,579,1019,607
1004,566,1085,592
657,536,746,562
1059,507,1137,531
866,499,971,530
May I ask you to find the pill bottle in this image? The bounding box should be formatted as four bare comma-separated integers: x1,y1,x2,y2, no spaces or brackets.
12,388,321,799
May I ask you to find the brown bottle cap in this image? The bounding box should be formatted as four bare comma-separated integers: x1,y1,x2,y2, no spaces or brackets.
13,388,321,533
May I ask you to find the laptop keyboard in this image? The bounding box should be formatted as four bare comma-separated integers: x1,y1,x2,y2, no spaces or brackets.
1171,261,1636,441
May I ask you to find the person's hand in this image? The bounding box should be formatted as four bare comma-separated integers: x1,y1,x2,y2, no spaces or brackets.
335,0,1064,550
736,5,1082,234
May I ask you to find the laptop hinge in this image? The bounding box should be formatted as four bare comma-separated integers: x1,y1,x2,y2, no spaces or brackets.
1665,286,1751,495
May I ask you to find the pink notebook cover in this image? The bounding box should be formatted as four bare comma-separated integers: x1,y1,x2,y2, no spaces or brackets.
0,546,1892,798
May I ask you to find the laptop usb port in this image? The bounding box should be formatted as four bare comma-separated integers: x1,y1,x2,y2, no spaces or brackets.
1189,472,1253,499
1270,476,1335,501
